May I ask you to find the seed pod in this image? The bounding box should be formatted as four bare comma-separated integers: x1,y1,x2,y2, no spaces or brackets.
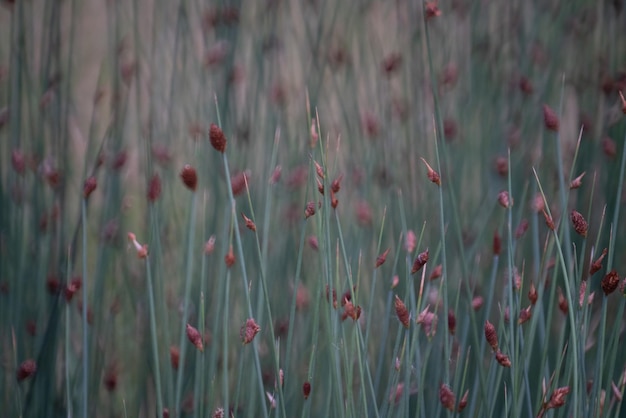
394,295,410,328
570,210,588,237
484,320,498,351
543,209,555,231
170,346,180,370
439,384,455,411
375,248,390,268
515,219,529,238
493,230,501,255
569,172,586,189
186,324,204,352
429,264,443,280
497,191,512,208
458,390,469,412
601,270,620,295
303,381,311,399
528,281,538,305
180,165,198,191
224,246,235,267
209,123,227,153
16,359,37,381
240,318,260,345
546,386,570,409
448,309,456,335
420,158,441,186
557,287,568,314
543,104,559,131
147,174,162,202
304,201,316,219
495,351,511,367
241,212,256,231
619,91,626,114
518,306,532,324
411,249,429,274
83,176,97,198
589,248,607,275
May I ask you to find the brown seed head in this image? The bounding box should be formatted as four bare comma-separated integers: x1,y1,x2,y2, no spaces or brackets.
83,176,97,199
204,235,216,255
180,165,198,191
411,249,429,274
570,172,586,189
331,174,343,193
103,364,118,392
515,219,529,239
304,201,316,219
590,248,608,275
241,212,256,231
148,174,162,202
416,306,437,336
405,230,416,253
518,305,532,324
494,156,508,177
212,408,224,418
546,386,570,410
458,390,469,412
557,287,568,315
186,324,204,352
17,359,37,381
543,104,559,131
439,384,456,411
209,123,227,153
303,381,311,399
420,158,441,186
170,346,180,370
394,295,410,328
376,248,390,268
570,210,588,237
519,76,534,95
493,230,501,255
484,320,498,351
601,270,620,295
448,309,456,335
425,1,442,19
224,245,235,268
330,190,339,209
495,351,511,367
472,296,484,310
429,264,443,280
528,281,538,305
240,318,260,345
498,191,512,208
619,91,626,114
543,209,555,231
231,170,250,196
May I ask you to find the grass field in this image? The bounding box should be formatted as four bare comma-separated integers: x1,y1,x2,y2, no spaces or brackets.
1,0,626,417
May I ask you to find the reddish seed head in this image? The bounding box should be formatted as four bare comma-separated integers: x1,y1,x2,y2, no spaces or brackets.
303,381,312,399
439,384,456,411
484,320,498,351
420,158,441,186
494,156,508,177
515,219,529,239
425,1,442,19
180,165,198,191
170,346,180,369
497,191,512,208
579,280,588,308
148,174,162,202
103,365,118,392
375,248,390,268
330,190,339,209
518,305,532,324
472,296,484,310
519,75,534,95
458,390,469,412
546,386,570,410
601,270,620,295
231,170,250,196
416,306,437,336
557,287,568,315
304,201,316,219
590,248,607,275
394,295,410,328
209,123,227,153
493,230,501,255
269,165,282,184
543,104,559,131
331,174,343,193
429,264,443,280
603,136,617,158
186,324,204,352
528,281,538,305
224,245,235,268
83,176,97,199
495,351,511,367
570,172,586,189
16,359,37,381
405,230,416,253
241,212,256,232
448,309,456,335
570,210,588,237
411,249,429,274
240,318,261,345
12,149,25,174
543,209,555,231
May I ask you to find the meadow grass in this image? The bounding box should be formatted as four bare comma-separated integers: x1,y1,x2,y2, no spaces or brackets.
1,0,626,417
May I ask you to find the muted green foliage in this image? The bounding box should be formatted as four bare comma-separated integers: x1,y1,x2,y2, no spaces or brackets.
1,0,626,417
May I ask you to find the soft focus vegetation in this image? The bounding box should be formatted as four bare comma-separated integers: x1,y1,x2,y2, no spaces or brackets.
1,0,626,417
